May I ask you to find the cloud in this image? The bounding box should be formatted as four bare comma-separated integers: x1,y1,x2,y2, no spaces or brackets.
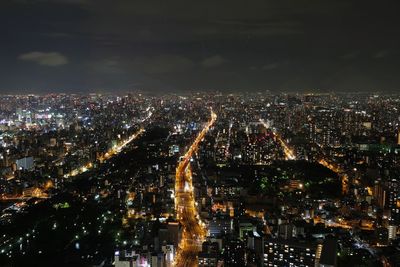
261,60,290,71
90,57,125,74
340,51,360,60
262,63,280,70
18,51,68,66
132,54,194,74
201,55,226,68
373,50,390,59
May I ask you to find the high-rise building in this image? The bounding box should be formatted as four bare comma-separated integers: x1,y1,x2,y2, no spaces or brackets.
319,238,337,267
208,216,233,237
114,250,150,267
373,181,386,208
198,252,218,267
397,129,400,145
16,156,34,170
387,178,400,224
263,238,322,267
388,225,397,240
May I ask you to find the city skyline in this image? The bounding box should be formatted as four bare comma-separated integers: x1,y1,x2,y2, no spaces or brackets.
0,92,399,266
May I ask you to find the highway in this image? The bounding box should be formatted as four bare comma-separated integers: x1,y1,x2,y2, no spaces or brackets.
174,109,217,267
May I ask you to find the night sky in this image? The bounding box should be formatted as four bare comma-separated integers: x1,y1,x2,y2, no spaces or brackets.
1,0,399,93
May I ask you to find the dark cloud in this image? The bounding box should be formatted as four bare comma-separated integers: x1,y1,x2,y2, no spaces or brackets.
132,55,195,74
89,57,125,74
18,51,68,66
201,55,226,68
1,0,400,92
340,51,360,60
373,50,390,59
262,63,280,71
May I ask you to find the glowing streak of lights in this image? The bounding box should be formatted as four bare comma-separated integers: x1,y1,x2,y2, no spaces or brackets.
64,128,145,178
174,109,216,267
259,118,348,194
64,107,152,178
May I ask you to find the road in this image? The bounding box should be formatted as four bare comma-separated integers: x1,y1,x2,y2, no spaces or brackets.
318,158,349,195
259,119,296,160
259,119,349,194
174,109,217,267
64,107,152,178
64,128,145,178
